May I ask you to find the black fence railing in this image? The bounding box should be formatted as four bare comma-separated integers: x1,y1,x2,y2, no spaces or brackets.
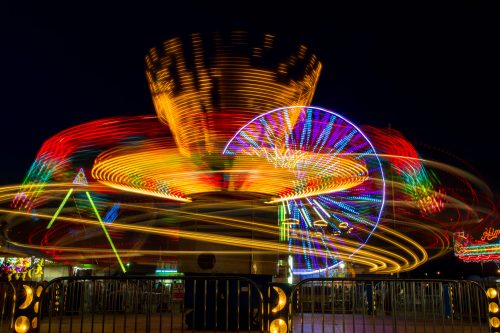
36,275,265,333
0,276,495,332
288,278,491,333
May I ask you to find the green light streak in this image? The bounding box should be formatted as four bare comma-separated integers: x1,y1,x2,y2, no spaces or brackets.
85,191,126,273
46,188,74,229
279,205,285,241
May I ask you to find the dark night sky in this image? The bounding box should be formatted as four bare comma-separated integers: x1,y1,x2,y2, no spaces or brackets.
0,2,499,194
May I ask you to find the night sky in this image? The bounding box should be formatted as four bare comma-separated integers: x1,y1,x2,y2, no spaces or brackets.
1,2,498,195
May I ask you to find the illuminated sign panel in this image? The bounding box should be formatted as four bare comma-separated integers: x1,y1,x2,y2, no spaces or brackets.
454,227,500,262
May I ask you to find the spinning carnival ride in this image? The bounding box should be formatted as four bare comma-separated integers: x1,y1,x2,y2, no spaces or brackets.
1,32,496,277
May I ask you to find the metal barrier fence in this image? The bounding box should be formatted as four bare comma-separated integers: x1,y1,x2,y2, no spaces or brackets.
0,277,495,332
0,280,15,333
36,276,265,333
289,278,490,333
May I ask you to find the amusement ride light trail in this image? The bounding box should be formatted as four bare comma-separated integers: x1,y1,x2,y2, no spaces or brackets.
1,32,496,278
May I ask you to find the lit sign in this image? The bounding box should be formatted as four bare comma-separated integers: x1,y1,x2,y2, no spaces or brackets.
481,228,500,241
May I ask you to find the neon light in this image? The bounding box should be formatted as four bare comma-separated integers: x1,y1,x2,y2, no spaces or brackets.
279,205,286,241
288,255,294,284
155,269,178,275
481,228,500,242
313,199,330,217
72,168,88,186
362,126,444,216
454,231,500,263
282,218,299,225
312,219,328,227
103,203,120,224
46,188,74,229
85,191,126,273
13,116,166,209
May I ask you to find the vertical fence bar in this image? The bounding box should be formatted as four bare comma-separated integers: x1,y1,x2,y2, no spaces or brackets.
412,281,417,333
429,282,434,333
171,280,175,332
203,279,207,333
361,281,366,333
450,282,455,333
458,282,464,333
392,282,398,333
421,281,427,333
48,284,55,333
192,279,196,333
321,280,325,333
68,281,74,333
0,283,5,332
214,279,218,332
90,280,96,333
267,285,270,333
59,283,64,333
371,281,376,333
311,281,315,333
466,283,472,333
134,280,139,333
158,280,163,333
181,279,185,333
258,280,264,332
247,281,251,333
381,282,387,333
352,282,356,333
440,282,446,333
331,281,335,331
170,279,174,333
101,281,106,333
403,281,408,333
122,280,128,333
225,280,229,332
79,281,85,333
341,280,346,333
474,284,482,333
300,284,304,333
112,280,117,333
236,280,241,331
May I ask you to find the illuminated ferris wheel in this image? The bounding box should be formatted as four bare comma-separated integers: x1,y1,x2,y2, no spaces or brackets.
224,106,385,274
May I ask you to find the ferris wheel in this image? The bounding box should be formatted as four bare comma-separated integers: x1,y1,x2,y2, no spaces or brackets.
224,106,386,274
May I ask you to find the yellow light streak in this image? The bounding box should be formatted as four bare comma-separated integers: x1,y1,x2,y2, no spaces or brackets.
85,191,126,273
0,146,493,277
146,32,321,156
46,188,74,229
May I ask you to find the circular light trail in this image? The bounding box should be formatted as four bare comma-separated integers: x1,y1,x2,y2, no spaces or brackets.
224,106,385,274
